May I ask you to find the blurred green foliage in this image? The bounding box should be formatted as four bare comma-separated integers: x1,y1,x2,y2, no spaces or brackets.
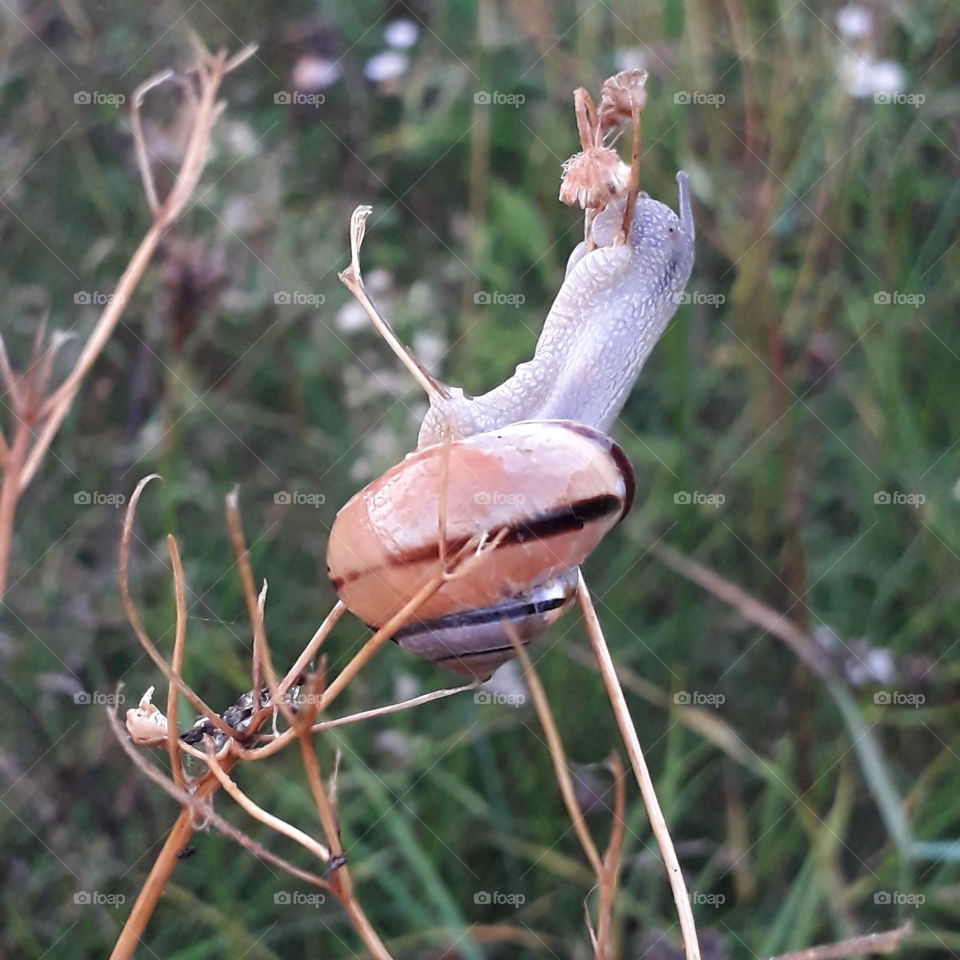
1,0,958,957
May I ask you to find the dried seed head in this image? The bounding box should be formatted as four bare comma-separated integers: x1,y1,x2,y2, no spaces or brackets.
126,686,169,745
598,68,648,135
559,147,630,209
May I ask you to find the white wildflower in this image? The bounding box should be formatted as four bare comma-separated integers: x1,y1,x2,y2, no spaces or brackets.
384,19,419,49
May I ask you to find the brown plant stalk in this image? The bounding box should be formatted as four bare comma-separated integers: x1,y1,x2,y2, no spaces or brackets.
0,42,253,599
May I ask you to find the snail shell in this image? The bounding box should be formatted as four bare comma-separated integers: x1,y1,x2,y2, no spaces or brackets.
326,420,635,679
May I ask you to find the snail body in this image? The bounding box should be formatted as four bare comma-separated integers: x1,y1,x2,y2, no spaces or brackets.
417,174,695,447
327,174,694,678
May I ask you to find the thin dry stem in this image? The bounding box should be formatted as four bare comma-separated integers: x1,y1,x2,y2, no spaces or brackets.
165,535,188,789
436,423,454,568
769,922,913,960
243,531,502,763
573,87,600,151
294,678,343,857
0,336,19,410
0,424,29,596
250,580,265,720
201,743,333,864
109,743,245,960
120,475,234,740
338,205,448,402
130,69,176,214
596,753,626,959
301,681,476,734
311,575,445,710
508,628,624,960
292,677,393,960
572,88,600,251
508,629,603,876
29,47,250,474
277,600,345,699
224,489,298,734
314,529,501,714
508,627,630,960
106,708,332,892
112,488,486,955
619,102,643,243
576,571,702,960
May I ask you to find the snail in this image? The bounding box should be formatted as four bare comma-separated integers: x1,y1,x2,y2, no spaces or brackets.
326,170,695,680
327,420,635,678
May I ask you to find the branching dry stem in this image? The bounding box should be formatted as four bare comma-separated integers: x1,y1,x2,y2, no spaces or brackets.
110,478,506,958
0,42,253,600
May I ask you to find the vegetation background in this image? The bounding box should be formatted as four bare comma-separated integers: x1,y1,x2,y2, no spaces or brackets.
1,0,958,957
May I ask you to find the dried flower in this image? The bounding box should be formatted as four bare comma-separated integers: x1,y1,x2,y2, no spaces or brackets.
559,147,630,209
598,69,648,136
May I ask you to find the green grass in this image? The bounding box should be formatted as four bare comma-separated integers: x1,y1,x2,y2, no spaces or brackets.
1,0,958,957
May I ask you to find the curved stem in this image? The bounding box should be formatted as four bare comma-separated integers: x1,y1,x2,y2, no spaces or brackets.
338,205,447,401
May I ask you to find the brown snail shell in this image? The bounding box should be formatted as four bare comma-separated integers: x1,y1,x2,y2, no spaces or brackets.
327,420,634,679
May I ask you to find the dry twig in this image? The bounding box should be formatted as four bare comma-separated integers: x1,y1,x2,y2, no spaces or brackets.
768,922,913,960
